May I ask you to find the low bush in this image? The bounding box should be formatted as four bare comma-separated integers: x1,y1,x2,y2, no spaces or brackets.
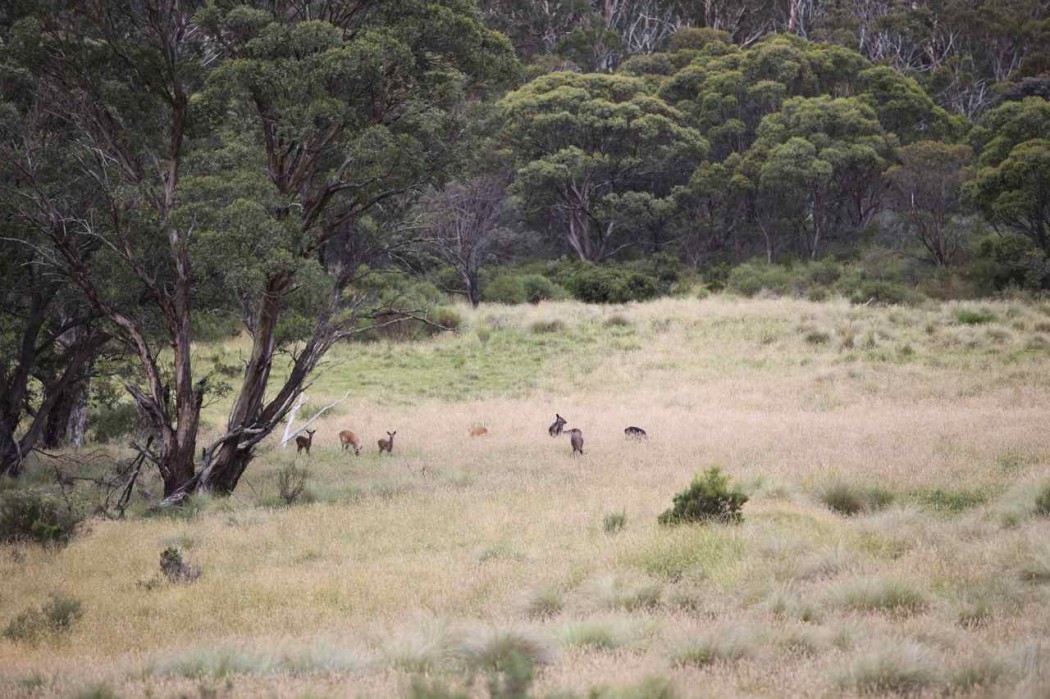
460,628,553,699
727,262,794,297
566,265,659,304
277,463,308,505
658,467,748,526
0,490,82,545
160,546,201,584
483,274,566,305
3,593,83,644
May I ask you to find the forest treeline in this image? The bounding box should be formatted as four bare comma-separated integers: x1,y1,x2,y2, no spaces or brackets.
1,1,1048,499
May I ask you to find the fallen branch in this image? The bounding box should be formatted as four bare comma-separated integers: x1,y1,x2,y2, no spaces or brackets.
279,390,351,447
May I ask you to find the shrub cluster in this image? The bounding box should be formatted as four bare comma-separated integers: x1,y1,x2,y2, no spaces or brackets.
0,490,82,545
658,467,748,525
3,593,83,644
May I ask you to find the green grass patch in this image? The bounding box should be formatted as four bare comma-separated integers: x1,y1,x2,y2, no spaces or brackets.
955,308,997,325
907,487,988,515
622,525,745,583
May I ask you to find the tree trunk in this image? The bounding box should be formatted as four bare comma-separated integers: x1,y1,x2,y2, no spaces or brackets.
41,377,89,449
0,422,24,478
466,273,481,308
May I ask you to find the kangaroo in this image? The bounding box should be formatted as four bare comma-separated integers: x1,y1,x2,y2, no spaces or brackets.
548,413,567,437
295,429,316,455
625,426,648,441
567,428,584,458
470,426,488,437
339,430,361,455
378,430,397,455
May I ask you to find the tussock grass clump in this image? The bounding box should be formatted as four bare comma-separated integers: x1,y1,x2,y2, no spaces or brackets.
832,577,927,615
955,308,997,325
384,619,465,673
1018,539,1050,583
671,626,762,667
529,319,566,334
71,685,121,699
590,677,678,699
792,544,855,581
518,585,564,620
557,620,630,650
602,510,627,534
460,627,554,698
764,586,825,623
146,646,266,678
818,480,894,516
836,640,940,694
582,573,662,612
774,625,831,656
658,467,747,526
603,314,631,328
3,593,83,644
1035,483,1050,516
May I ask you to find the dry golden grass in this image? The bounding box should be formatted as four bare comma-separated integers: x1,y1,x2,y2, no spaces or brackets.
2,295,1050,697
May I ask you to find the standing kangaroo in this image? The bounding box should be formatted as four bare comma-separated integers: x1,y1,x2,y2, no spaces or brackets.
567,428,584,458
548,414,567,437
339,430,361,455
378,430,397,455
295,429,316,455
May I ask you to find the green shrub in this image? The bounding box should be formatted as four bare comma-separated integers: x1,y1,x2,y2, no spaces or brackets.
909,488,987,515
658,467,748,526
0,490,82,545
3,593,83,643
91,402,139,444
847,279,921,305
483,274,566,305
566,265,659,304
726,262,793,297
819,481,894,516
520,274,565,304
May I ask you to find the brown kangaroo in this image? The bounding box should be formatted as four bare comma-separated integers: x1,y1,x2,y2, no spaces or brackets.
295,429,316,455
567,428,584,458
470,426,488,437
339,430,361,455
548,414,567,437
378,430,397,455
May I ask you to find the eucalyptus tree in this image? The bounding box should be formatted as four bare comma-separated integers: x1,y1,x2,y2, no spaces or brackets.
0,1,515,498
501,71,706,261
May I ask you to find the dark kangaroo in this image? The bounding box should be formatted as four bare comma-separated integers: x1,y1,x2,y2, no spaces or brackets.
567,428,584,458
548,413,567,437
624,426,648,441
378,430,397,455
295,429,316,455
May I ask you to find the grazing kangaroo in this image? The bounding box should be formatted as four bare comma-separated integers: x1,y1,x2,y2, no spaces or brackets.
295,429,316,455
378,430,397,455
567,428,584,457
339,430,361,455
548,414,567,437
625,426,648,441
470,426,488,437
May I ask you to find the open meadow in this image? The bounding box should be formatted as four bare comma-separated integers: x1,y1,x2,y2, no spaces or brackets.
2,296,1050,698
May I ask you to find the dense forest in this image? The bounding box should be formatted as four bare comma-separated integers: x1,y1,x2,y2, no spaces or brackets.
1,0,1049,498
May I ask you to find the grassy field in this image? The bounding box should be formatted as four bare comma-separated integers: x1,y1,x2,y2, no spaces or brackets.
2,295,1050,698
